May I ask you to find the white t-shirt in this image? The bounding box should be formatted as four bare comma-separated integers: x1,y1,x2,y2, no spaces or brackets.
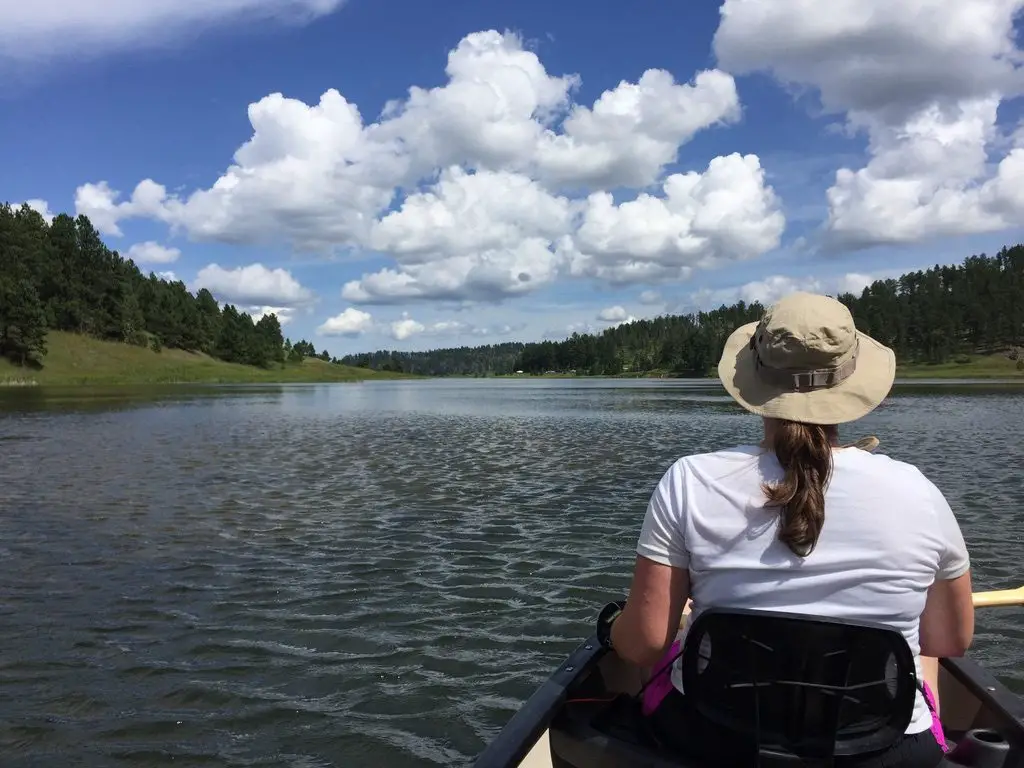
636,444,971,735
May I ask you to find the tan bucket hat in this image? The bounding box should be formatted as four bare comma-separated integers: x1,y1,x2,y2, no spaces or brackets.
717,292,896,425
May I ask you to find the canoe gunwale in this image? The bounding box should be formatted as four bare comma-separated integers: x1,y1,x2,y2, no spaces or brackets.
471,634,605,768
941,655,1024,739
472,638,1024,767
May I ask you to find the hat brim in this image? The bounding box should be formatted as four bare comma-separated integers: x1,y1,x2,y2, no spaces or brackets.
717,322,896,425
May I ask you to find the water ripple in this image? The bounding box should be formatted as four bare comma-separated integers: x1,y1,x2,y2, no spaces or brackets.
0,379,1021,767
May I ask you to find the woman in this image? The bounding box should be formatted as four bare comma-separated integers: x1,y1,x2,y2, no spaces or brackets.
607,292,974,767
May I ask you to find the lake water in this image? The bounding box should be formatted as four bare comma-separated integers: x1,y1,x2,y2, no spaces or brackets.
1,379,1022,767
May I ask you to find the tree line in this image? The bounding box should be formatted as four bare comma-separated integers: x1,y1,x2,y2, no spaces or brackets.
0,203,332,368
4,200,1021,376
343,246,1024,376
345,342,527,376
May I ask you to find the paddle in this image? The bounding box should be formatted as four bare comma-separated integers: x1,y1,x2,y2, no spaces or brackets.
973,586,1024,607
677,586,1023,629
847,435,880,451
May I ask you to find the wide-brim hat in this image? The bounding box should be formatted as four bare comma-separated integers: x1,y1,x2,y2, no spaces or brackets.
717,292,896,425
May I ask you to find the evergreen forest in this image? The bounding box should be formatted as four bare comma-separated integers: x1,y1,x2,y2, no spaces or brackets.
0,203,331,369
343,249,1024,376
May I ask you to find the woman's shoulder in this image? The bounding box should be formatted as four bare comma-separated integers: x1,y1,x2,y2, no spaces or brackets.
835,449,948,500
673,444,764,472
836,448,932,480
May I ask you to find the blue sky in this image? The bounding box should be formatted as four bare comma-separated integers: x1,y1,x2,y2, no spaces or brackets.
4,0,1024,355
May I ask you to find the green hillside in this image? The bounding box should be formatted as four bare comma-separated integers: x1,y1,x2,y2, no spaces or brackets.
0,332,411,386
896,352,1023,379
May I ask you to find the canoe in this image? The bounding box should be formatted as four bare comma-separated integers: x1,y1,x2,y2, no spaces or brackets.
472,606,1024,768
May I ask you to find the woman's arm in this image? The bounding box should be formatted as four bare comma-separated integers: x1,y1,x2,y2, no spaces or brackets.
919,482,974,658
610,556,690,667
610,461,690,666
920,570,974,658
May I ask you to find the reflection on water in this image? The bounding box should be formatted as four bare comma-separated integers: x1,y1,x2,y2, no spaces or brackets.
0,379,1021,766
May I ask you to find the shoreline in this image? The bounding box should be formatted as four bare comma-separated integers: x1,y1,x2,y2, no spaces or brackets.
0,331,417,388
3,333,1019,388
5,371,1020,388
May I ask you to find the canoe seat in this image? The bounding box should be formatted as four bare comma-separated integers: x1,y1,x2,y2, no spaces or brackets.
679,607,919,762
552,607,921,766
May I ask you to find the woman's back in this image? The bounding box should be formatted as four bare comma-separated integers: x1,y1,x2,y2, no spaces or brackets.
637,441,971,735
608,294,972,765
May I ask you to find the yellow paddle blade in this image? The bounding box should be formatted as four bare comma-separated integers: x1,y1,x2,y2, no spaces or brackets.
973,586,1024,607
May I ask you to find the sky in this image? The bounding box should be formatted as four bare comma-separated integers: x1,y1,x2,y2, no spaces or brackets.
4,0,1024,356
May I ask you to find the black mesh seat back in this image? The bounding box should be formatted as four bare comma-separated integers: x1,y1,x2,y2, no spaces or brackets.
680,608,918,759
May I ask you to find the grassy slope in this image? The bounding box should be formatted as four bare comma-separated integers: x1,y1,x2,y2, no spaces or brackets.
895,353,1023,379
0,331,414,386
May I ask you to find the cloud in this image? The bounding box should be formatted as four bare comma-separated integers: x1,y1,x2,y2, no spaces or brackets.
193,263,315,307
684,271,883,312
713,0,1023,124
338,153,785,304
544,320,600,340
390,314,426,341
344,167,573,303
126,241,181,264
1,0,347,64
713,0,1024,248
17,199,54,222
470,323,523,337
75,179,169,237
73,30,774,302
823,100,1024,247
531,68,740,189
639,290,663,305
156,270,177,282
596,305,638,327
597,305,628,322
568,153,785,285
369,313,514,341
252,306,296,326
317,307,373,337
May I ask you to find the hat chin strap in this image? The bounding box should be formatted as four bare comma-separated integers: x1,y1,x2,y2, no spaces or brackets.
750,335,860,392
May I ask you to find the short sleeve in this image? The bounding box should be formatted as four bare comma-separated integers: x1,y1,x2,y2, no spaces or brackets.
929,482,971,581
635,461,689,569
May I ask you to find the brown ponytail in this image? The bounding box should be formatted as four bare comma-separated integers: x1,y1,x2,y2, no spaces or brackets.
762,420,838,557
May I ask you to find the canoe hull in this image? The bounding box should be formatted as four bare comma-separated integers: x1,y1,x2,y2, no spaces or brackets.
474,636,1024,768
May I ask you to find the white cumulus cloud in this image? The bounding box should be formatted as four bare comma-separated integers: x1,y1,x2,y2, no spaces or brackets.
1,0,347,64
126,241,181,264
72,29,773,303
344,167,573,303
380,316,506,340
569,153,785,285
390,314,426,341
252,306,296,326
597,305,628,322
194,263,314,307
15,199,55,222
685,271,884,312
713,0,1024,249
596,305,638,327
317,307,373,337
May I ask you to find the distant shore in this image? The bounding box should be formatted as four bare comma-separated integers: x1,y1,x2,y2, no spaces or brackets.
0,332,415,387
493,354,1024,382
3,332,1020,387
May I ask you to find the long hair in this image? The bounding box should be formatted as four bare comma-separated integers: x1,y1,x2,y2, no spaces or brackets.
762,420,837,557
